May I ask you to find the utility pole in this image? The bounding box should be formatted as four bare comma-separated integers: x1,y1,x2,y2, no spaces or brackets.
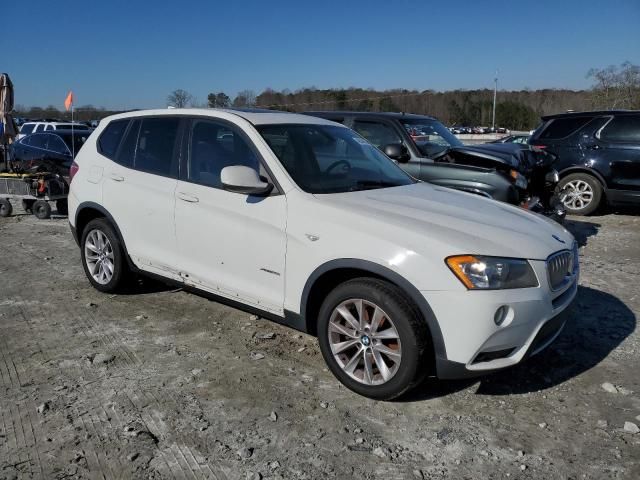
492,70,498,130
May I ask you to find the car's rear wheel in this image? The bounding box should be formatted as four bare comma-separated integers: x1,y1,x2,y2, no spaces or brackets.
317,278,430,400
81,218,128,292
557,173,603,215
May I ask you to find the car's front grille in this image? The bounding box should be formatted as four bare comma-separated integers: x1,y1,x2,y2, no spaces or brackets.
546,249,575,291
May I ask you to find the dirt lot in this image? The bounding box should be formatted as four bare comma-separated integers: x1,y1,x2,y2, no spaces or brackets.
0,207,638,480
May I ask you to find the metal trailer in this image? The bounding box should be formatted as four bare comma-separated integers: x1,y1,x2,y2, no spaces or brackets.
0,172,69,219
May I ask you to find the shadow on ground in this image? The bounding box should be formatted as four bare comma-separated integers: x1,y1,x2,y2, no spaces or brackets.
403,285,636,401
116,274,180,295
563,219,600,248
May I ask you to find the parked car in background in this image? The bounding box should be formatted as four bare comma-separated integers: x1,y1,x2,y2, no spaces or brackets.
305,111,564,220
69,108,578,400
529,110,640,215
489,134,530,145
17,121,91,140
11,130,91,176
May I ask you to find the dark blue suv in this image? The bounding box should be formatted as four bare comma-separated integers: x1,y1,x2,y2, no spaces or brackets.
529,110,640,215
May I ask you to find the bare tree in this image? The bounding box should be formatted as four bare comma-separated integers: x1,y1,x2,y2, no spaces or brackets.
587,61,640,109
232,89,257,107
167,89,193,108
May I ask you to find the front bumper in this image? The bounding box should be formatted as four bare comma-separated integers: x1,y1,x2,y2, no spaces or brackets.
424,258,578,379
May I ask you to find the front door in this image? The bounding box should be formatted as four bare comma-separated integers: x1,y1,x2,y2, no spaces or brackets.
174,118,287,314
351,118,422,178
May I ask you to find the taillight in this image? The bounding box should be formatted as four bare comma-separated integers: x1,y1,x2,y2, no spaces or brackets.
531,144,547,152
69,161,79,182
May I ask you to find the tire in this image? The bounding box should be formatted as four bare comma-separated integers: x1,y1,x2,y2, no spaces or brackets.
22,199,35,214
557,173,603,216
80,218,129,293
0,198,12,217
317,278,431,400
56,199,68,215
32,200,51,219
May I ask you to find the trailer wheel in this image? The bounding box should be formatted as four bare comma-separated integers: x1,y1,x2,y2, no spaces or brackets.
56,199,68,216
32,200,51,220
0,198,12,217
22,199,35,214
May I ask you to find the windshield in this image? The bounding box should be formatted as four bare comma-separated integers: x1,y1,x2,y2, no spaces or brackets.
402,118,463,157
257,124,415,194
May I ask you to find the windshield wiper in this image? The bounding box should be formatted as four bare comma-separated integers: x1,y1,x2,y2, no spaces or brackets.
352,180,401,191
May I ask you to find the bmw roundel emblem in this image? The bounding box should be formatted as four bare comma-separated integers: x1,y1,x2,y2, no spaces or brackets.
552,234,566,244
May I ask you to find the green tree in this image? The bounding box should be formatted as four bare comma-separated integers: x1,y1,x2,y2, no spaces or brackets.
208,92,230,108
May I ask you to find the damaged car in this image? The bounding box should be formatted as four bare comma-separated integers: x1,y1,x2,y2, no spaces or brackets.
305,111,565,221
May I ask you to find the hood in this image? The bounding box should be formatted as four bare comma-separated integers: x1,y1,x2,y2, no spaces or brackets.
448,143,533,171
318,182,574,260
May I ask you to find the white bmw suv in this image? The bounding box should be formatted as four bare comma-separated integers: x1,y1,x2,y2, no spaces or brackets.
68,109,578,399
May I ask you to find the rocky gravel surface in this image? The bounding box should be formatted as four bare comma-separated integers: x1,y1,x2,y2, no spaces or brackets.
0,209,638,479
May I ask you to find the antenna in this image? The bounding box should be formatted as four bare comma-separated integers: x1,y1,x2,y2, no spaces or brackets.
492,70,498,130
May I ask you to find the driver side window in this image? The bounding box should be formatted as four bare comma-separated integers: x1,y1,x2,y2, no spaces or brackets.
352,120,402,149
188,119,262,189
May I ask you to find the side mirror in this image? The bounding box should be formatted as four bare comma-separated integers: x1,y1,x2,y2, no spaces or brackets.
382,143,410,163
221,165,273,196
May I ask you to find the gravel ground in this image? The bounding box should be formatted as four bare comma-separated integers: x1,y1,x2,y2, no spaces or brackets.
0,207,638,479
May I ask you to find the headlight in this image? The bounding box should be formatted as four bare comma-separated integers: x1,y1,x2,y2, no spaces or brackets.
446,255,538,290
509,169,528,189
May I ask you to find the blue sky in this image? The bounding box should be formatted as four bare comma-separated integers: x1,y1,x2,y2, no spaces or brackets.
4,0,639,110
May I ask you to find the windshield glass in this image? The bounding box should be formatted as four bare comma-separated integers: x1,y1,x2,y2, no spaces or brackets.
257,124,414,194
401,118,463,157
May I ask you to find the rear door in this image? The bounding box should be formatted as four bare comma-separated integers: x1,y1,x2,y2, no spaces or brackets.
174,117,287,314
100,116,183,281
595,114,640,191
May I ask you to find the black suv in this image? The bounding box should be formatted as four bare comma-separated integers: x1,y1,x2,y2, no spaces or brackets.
529,110,640,215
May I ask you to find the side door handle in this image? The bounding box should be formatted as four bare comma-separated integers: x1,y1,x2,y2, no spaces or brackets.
177,192,199,203
109,173,124,182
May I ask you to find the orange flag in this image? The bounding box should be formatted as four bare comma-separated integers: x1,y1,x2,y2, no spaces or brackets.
64,91,74,111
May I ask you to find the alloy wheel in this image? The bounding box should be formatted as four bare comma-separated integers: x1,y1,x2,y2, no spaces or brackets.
561,180,594,210
84,229,115,285
328,298,402,385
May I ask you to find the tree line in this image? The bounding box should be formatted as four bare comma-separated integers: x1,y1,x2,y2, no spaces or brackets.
15,62,639,131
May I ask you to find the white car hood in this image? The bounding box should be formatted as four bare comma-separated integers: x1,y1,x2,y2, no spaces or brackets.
317,182,574,260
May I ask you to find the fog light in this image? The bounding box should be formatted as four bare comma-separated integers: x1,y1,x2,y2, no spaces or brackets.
494,305,508,326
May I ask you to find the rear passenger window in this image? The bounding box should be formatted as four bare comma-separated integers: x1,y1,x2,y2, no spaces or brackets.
599,116,640,143
29,135,47,149
98,119,130,159
539,117,594,139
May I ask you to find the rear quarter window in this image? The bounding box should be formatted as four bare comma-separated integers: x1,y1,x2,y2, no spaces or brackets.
97,119,130,160
539,116,595,140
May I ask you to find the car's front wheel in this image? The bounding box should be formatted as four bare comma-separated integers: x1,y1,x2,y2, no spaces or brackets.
80,218,128,292
317,278,431,400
